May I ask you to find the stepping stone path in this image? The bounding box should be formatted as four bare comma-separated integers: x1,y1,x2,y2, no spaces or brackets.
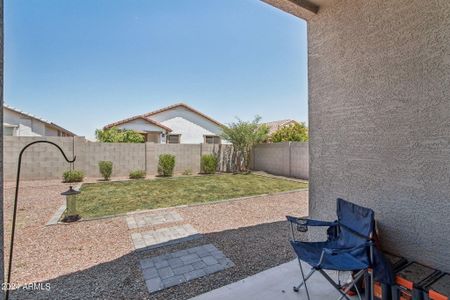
126,211,183,229
131,224,201,250
140,244,234,293
127,211,233,293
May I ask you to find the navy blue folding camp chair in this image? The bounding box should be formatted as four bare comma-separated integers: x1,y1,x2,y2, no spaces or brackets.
287,198,376,300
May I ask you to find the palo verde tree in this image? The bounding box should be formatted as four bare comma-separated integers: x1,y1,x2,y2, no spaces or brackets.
221,116,269,173
95,127,145,143
270,122,309,143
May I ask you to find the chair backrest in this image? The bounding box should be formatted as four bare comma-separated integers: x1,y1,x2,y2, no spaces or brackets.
336,198,375,246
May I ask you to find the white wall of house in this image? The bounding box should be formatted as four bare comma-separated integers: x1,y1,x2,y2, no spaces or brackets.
150,106,223,144
4,108,46,136
3,107,72,137
115,118,166,133
45,126,60,136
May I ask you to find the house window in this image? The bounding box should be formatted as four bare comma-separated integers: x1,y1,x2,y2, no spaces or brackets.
204,135,221,144
167,134,181,144
3,126,15,136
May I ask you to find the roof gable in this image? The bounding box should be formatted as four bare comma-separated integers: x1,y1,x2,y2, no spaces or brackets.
103,115,172,132
143,103,225,128
104,103,225,131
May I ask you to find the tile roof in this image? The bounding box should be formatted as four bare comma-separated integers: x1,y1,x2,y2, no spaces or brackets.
263,119,298,135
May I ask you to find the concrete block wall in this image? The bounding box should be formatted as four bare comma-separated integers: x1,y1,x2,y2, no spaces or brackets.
252,142,309,180
3,137,231,180
3,137,304,181
75,138,145,177
147,144,202,175
4,136,75,181
290,143,308,179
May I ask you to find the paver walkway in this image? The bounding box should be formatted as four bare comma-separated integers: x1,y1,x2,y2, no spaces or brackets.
126,211,183,229
127,211,234,294
131,224,201,250
140,244,234,293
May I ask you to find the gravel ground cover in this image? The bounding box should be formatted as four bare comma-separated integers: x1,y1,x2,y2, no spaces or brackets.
4,178,308,299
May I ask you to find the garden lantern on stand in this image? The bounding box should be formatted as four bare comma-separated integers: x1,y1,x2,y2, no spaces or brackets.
61,186,81,222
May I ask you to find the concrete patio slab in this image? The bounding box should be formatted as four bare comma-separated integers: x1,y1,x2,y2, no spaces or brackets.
140,244,234,293
126,211,183,229
131,224,202,250
190,260,358,300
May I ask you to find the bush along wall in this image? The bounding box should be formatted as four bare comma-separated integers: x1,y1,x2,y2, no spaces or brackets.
201,154,218,174
158,154,175,176
99,161,113,180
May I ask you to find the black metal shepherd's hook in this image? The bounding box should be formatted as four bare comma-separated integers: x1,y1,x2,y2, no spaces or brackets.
5,141,76,300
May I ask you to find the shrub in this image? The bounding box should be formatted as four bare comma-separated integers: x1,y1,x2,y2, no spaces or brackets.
63,170,84,183
129,169,146,179
99,161,113,180
201,154,218,174
158,154,175,177
182,168,192,176
95,127,145,143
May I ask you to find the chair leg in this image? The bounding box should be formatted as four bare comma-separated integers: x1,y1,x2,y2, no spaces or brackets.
337,270,365,300
294,267,315,292
364,270,369,300
296,259,312,300
319,269,352,300
370,268,374,300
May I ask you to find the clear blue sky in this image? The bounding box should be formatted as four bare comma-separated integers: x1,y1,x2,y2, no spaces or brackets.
5,0,308,139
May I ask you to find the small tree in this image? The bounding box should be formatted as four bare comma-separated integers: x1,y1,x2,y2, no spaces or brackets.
221,116,268,173
270,122,309,143
95,127,145,143
99,161,113,180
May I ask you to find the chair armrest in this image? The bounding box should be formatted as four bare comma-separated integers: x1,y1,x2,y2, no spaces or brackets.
322,241,373,256
286,216,337,227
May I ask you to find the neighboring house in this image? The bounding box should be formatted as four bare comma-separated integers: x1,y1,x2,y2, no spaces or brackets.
3,104,76,137
263,119,299,135
104,103,225,144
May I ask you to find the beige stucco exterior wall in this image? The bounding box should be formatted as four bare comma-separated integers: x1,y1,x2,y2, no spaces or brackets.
308,0,450,271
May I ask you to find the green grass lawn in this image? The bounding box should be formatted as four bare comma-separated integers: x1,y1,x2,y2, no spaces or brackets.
76,174,308,218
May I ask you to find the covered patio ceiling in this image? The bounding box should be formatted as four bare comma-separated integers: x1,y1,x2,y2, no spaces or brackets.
261,0,332,20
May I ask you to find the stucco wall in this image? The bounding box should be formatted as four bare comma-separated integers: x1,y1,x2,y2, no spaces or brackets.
114,107,224,144
3,108,63,137
151,106,223,144
308,0,450,271
4,109,42,136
